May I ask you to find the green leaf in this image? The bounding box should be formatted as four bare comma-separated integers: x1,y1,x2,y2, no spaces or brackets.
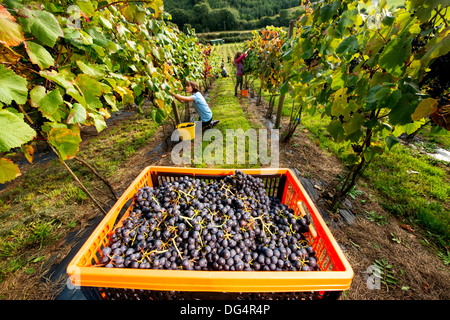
337,8,360,36
0,65,28,105
67,103,87,124
151,46,165,62
378,37,412,78
0,109,35,152
29,85,46,108
88,112,107,132
393,118,426,137
0,157,21,183
75,74,104,110
389,93,417,125
331,68,346,90
98,16,112,29
280,81,289,95
40,70,75,90
409,0,447,23
151,108,166,125
104,93,117,111
47,126,81,160
18,8,64,47
30,86,66,122
328,119,346,143
39,89,65,122
320,4,337,22
336,35,359,58
301,40,314,60
385,135,399,150
331,87,348,117
343,112,365,135
25,41,55,70
76,0,96,17
420,32,450,68
76,61,107,80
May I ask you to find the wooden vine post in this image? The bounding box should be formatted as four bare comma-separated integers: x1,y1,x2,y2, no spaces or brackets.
275,20,296,129
172,100,180,125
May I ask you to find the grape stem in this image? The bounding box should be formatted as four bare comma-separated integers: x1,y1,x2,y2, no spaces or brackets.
172,237,183,259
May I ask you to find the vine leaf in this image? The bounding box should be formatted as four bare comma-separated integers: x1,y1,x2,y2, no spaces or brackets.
412,98,438,121
17,7,64,47
385,135,400,150
336,35,359,58
25,41,55,69
30,86,66,122
0,65,28,105
47,126,81,160
22,143,34,163
88,112,107,133
76,60,107,80
121,3,147,24
151,108,166,125
67,103,87,125
328,119,346,143
0,158,21,183
149,0,164,18
75,74,104,110
40,70,75,91
378,37,413,78
76,0,96,17
0,5,24,47
320,3,338,22
0,109,36,152
409,0,445,23
420,30,450,67
343,112,365,135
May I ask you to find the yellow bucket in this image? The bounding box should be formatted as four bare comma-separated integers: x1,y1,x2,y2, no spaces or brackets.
176,122,196,141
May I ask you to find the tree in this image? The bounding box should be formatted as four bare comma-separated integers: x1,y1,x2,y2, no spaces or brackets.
170,8,192,28
192,0,211,27
220,7,240,30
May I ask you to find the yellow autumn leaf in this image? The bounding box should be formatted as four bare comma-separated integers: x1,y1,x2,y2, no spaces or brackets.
0,157,21,183
0,5,24,47
22,143,34,163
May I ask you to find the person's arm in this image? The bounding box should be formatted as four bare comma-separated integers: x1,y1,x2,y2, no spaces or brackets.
171,92,194,103
235,52,247,64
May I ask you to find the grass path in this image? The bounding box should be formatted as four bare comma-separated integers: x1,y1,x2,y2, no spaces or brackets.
192,75,263,168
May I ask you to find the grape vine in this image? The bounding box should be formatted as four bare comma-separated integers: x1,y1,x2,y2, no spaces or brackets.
0,1,209,187
243,0,450,208
245,27,287,114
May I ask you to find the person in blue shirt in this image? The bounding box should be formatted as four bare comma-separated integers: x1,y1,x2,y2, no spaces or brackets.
171,81,219,129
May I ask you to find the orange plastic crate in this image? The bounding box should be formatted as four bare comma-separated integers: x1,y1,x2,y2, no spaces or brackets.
67,167,353,298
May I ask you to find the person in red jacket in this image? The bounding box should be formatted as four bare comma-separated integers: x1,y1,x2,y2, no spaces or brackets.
233,48,250,96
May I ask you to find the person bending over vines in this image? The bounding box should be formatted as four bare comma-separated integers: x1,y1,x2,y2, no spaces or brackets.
171,80,219,129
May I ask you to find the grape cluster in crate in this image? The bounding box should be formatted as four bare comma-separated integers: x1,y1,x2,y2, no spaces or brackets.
99,170,319,271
